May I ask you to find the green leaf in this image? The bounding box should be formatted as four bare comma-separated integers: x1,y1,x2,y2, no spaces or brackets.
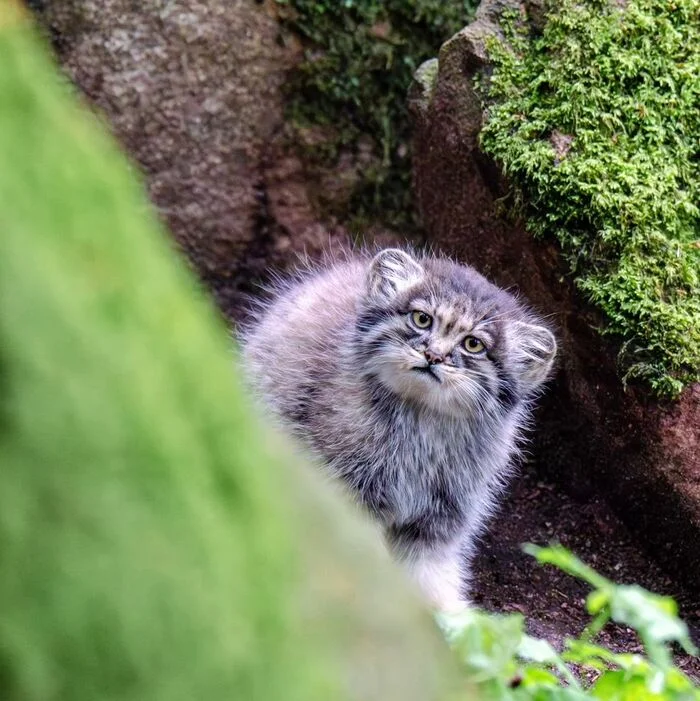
592,671,665,701
519,667,561,688
586,589,611,615
563,639,647,673
607,585,697,656
518,636,561,664
438,608,524,682
524,544,610,590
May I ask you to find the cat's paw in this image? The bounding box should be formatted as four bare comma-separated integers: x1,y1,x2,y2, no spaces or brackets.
434,595,470,616
433,606,474,643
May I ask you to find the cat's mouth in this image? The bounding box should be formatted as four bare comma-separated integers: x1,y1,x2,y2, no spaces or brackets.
412,364,442,383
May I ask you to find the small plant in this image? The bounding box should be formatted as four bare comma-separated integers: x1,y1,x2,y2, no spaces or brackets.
438,545,699,699
480,0,700,397
276,0,476,230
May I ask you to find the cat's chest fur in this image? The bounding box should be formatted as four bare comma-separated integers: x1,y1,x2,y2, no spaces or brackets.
307,381,505,538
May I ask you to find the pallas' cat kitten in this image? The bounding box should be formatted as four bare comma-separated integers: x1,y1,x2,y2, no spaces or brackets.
242,248,556,612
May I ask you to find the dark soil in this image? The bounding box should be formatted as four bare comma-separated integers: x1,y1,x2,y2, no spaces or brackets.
473,458,700,681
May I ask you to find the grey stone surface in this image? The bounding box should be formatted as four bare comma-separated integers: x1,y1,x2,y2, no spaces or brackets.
38,0,350,317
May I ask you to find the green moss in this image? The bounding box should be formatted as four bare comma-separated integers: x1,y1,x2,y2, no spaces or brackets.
0,17,459,701
480,0,700,397
277,0,477,230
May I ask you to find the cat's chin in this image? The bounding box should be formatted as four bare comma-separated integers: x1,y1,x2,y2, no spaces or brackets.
374,366,470,418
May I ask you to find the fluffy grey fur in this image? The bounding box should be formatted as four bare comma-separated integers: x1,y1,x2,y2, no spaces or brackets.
241,248,556,612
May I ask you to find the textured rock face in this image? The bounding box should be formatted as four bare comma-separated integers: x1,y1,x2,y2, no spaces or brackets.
410,0,700,588
37,0,350,317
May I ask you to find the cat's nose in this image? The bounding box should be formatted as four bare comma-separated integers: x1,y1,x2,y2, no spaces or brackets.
424,349,445,365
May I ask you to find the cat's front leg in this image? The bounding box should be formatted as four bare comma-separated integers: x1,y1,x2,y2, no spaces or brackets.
402,540,470,614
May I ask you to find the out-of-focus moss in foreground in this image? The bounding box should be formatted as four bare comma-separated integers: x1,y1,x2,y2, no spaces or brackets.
0,7,458,701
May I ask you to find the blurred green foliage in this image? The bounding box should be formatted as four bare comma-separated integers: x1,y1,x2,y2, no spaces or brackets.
0,12,459,701
480,0,700,396
0,15,312,701
276,0,476,230
440,545,700,700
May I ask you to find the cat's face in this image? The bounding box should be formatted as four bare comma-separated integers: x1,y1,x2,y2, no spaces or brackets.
356,249,556,418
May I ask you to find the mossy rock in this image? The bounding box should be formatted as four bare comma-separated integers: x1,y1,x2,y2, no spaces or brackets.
479,0,700,398
277,0,477,231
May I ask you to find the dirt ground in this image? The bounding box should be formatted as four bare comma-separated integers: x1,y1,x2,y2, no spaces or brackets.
473,458,700,680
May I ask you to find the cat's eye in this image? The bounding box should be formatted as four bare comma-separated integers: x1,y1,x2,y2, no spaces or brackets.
411,310,432,329
463,336,486,353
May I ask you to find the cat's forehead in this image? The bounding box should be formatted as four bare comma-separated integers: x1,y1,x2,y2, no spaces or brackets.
409,294,503,339
407,271,513,322
411,295,476,321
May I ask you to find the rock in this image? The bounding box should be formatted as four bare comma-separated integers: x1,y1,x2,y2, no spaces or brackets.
410,0,700,589
34,0,353,318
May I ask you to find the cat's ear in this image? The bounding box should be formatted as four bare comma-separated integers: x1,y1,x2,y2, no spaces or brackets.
367,249,424,301
513,322,557,389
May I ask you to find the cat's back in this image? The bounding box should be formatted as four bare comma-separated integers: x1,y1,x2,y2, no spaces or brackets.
242,255,366,405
